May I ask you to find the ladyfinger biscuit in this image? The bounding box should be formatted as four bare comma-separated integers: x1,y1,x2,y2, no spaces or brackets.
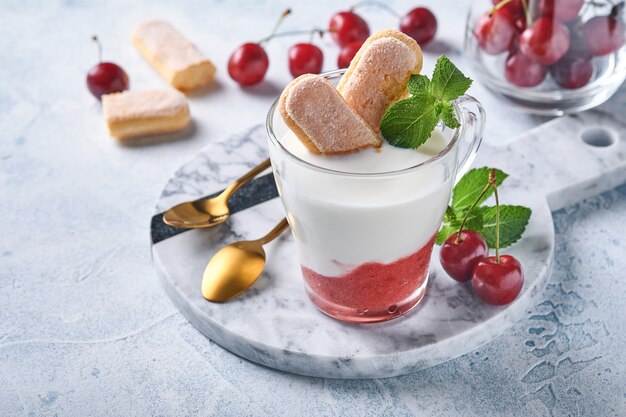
132,20,216,93
102,89,191,141
279,74,381,155
337,30,423,133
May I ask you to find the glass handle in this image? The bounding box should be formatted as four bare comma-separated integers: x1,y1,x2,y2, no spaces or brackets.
454,95,486,183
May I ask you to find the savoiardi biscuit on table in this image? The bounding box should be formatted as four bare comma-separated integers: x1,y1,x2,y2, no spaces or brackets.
102,89,191,142
132,20,216,93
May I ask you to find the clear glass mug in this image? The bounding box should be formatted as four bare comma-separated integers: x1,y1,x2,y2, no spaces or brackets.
266,70,485,323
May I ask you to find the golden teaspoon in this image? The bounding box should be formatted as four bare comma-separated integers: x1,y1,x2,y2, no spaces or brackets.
202,218,289,302
163,158,271,229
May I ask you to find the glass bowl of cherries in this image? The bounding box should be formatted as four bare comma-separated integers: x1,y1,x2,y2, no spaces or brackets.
465,0,626,115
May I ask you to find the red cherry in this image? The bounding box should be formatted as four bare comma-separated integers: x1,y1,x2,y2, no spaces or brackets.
400,7,437,45
550,54,593,89
440,231,489,282
583,15,626,57
538,0,584,22
228,43,269,86
472,255,523,305
86,36,128,100
86,62,129,100
474,9,517,55
492,0,524,17
288,43,324,78
329,11,370,47
227,9,290,86
505,51,548,87
519,17,570,65
337,40,363,69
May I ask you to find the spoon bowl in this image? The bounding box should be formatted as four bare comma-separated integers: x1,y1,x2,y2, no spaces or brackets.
164,198,230,229
202,218,289,302
163,159,270,229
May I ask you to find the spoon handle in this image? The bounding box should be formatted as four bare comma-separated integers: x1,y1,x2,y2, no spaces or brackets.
222,158,271,198
257,218,289,245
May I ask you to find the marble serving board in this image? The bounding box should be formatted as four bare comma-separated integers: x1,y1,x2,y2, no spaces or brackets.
150,111,626,379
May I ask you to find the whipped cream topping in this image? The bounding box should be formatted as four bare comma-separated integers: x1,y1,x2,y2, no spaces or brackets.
280,129,448,174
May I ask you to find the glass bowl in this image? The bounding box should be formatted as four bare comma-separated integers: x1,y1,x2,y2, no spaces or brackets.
464,0,626,115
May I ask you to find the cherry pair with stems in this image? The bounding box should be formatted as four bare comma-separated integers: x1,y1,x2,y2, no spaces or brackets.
440,169,524,306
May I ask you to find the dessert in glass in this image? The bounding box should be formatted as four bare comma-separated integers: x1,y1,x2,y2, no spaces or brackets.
267,30,485,323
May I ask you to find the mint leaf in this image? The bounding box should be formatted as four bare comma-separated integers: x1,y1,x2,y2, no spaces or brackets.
451,208,483,231
431,55,473,101
452,168,508,212
439,101,460,129
380,54,473,150
380,92,438,149
408,74,431,95
478,205,532,248
436,224,458,245
437,208,483,245
436,167,532,248
443,206,456,224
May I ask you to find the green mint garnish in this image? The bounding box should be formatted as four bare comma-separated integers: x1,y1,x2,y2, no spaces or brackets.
439,102,460,130
430,55,473,102
435,224,458,245
436,167,532,249
379,92,438,149
381,55,473,149
408,74,431,94
477,205,532,248
453,167,508,211
435,206,483,245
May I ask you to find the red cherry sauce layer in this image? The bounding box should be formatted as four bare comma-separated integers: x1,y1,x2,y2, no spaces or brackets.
301,235,436,323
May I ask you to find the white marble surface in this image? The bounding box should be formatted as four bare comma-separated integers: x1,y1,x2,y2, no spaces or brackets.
1,0,625,415
152,111,626,378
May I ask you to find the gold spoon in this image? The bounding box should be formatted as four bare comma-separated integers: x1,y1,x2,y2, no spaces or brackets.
163,158,271,229
202,218,289,302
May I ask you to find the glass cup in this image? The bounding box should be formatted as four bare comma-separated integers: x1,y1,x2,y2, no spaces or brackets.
266,70,485,323
465,0,626,115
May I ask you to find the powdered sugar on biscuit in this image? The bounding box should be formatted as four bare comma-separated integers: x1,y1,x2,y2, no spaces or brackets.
338,31,422,133
282,75,381,154
133,21,208,71
103,89,188,121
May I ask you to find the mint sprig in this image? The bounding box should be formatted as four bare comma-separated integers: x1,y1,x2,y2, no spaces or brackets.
381,55,473,149
436,167,532,249
453,168,508,211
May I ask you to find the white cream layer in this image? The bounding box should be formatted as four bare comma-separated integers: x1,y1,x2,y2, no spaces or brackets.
281,129,448,174
271,131,455,277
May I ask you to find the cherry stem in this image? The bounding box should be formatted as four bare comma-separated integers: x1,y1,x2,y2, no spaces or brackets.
520,0,531,27
92,35,102,62
455,173,497,244
489,170,501,263
259,28,330,44
611,2,624,17
351,1,401,18
309,27,326,43
489,0,516,16
259,8,291,45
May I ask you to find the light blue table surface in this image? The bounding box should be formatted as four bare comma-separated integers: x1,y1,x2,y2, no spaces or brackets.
1,0,624,416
